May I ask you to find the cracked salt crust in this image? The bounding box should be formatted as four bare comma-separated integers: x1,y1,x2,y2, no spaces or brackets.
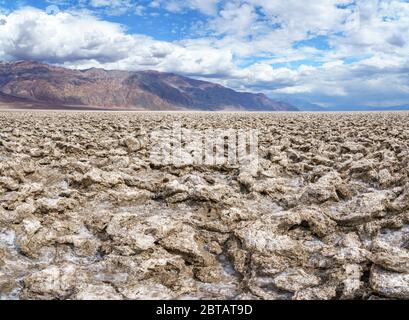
0,111,409,300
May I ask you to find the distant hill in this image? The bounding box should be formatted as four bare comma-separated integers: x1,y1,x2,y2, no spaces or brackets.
275,97,325,111
0,61,298,111
271,95,409,112
324,105,409,111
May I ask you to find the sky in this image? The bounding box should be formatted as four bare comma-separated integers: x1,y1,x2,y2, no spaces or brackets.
0,0,409,109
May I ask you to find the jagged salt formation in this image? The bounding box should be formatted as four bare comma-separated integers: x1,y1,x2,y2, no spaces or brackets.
0,111,408,300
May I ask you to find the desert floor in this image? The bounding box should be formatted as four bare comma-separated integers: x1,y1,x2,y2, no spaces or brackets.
1,111,409,300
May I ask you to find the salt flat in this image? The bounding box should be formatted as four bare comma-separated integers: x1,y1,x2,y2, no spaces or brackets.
0,111,408,300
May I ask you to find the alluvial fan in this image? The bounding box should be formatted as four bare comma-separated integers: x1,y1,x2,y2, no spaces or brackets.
0,111,409,300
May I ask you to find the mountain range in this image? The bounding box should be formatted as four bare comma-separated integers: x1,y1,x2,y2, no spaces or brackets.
0,61,297,111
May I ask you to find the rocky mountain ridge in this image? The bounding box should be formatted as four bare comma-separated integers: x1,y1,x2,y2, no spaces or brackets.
0,61,297,111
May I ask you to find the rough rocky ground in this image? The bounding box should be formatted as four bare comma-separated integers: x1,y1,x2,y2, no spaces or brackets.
0,111,409,300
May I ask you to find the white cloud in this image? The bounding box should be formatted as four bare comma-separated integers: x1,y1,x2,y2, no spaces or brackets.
0,7,235,76
0,7,133,63
210,2,257,36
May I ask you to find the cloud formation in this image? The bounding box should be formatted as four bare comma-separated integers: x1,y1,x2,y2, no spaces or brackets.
0,1,408,108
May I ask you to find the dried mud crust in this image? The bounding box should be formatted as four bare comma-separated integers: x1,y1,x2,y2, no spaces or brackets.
1,111,409,300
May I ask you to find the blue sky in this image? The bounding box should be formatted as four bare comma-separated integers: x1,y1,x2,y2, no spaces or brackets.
1,0,409,109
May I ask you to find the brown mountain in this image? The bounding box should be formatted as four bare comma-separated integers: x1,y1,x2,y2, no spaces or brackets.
0,61,297,111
